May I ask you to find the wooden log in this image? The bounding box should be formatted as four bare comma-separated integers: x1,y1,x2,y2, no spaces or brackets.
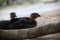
0,20,60,39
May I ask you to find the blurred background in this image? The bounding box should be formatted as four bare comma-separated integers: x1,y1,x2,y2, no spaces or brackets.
0,0,60,20
0,0,59,6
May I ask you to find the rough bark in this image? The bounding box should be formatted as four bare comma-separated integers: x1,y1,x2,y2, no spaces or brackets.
0,20,60,39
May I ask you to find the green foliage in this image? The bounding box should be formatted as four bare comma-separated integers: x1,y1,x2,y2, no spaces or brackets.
0,0,6,5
